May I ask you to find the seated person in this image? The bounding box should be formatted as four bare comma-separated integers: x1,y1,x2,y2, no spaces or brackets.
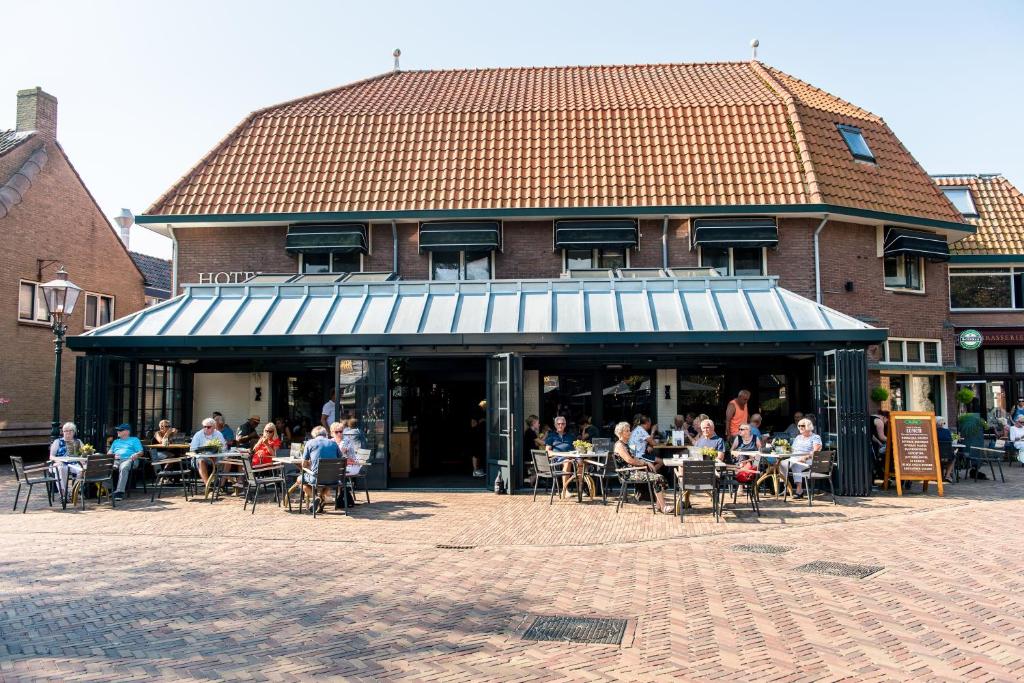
251,422,281,466
935,416,956,482
340,417,365,463
784,411,805,441
693,419,726,461
108,423,145,500
235,415,262,448
780,418,822,499
190,418,225,484
302,425,341,513
748,413,765,447
730,423,759,463
213,412,235,447
628,415,663,472
1009,414,1024,465
613,421,673,514
273,417,293,447
577,415,599,443
49,421,84,499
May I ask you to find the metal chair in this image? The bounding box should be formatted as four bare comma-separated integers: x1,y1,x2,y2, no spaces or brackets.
208,456,248,502
240,457,287,514
938,441,956,483
150,456,191,502
591,437,612,452
302,458,346,517
784,450,837,505
588,450,617,504
614,458,663,514
10,456,60,513
73,456,116,510
531,449,564,503
674,460,719,523
967,445,1005,483
349,448,372,504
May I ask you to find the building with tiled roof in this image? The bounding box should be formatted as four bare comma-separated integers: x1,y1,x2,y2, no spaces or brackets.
1,88,146,449
129,252,173,303
933,174,1024,420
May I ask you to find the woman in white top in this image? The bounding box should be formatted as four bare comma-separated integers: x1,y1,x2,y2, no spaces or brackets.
49,421,84,498
780,418,822,499
1010,415,1024,465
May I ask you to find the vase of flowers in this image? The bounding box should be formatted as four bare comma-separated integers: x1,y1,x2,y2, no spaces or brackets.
572,439,592,454
80,443,95,456
700,447,718,460
197,438,223,454
773,438,790,455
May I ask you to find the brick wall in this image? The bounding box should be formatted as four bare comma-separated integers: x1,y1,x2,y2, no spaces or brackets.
495,221,561,278
175,225,295,289
0,140,145,446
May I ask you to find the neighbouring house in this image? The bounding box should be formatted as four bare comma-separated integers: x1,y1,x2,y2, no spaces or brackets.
0,87,145,449
933,174,1024,422
70,61,974,494
129,252,173,305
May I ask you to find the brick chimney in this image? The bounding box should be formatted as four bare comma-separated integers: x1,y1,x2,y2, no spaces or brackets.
16,87,58,140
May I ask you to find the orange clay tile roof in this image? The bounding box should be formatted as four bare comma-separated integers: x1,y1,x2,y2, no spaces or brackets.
146,61,964,225
934,174,1024,256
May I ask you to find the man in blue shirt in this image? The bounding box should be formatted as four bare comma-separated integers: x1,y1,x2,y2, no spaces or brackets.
544,416,575,462
302,425,340,513
108,423,145,499
213,412,235,446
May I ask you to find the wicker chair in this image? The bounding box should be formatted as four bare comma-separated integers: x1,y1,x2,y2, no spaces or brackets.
10,456,60,513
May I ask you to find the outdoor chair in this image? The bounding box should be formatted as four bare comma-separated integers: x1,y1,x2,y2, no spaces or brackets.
588,450,618,504
673,460,719,523
966,445,1005,483
614,459,663,515
720,459,760,516
240,457,287,514
72,455,116,510
531,449,565,503
938,441,957,483
150,455,192,502
783,450,837,505
591,437,612,452
349,448,372,504
303,458,346,518
208,456,248,502
10,456,60,513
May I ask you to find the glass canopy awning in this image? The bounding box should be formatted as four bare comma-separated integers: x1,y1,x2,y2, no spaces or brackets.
71,276,884,350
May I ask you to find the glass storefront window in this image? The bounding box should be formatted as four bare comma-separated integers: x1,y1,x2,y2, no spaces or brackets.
888,375,906,411
984,349,1010,373
1016,350,1024,374
909,375,942,416
957,348,978,372
602,373,652,431
986,380,1007,424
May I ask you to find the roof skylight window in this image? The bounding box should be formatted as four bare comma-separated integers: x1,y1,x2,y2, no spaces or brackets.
940,187,979,217
836,124,875,163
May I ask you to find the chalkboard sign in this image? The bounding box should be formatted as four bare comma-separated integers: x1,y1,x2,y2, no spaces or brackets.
883,411,944,496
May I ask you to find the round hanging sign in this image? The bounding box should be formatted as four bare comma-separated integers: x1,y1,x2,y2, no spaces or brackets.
958,329,983,350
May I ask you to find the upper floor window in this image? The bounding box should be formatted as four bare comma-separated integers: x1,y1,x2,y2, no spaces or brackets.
940,187,978,217
837,124,875,163
698,246,766,276
300,252,362,274
883,254,924,292
564,248,628,272
882,339,941,365
84,293,114,329
949,266,1023,310
18,280,51,324
430,252,492,281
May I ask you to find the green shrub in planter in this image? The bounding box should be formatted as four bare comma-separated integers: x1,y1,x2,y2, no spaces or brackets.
870,386,890,404
957,413,985,446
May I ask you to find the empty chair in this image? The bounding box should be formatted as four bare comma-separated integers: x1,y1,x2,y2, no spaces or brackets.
591,437,612,452
531,449,565,503
349,448,372,504
73,455,116,510
150,455,192,502
10,456,60,513
240,457,287,514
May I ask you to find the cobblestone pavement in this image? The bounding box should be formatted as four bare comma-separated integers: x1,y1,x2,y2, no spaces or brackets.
0,469,1022,681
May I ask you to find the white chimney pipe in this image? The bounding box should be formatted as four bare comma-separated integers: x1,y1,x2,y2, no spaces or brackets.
114,208,134,249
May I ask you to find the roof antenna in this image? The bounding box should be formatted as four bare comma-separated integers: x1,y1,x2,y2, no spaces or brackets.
750,39,759,60
393,48,401,72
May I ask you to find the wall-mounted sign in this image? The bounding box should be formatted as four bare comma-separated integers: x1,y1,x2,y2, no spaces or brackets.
197,271,257,284
883,411,943,496
958,329,983,350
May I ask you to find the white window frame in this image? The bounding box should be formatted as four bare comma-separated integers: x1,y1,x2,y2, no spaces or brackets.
83,292,115,329
17,279,51,325
939,186,979,217
428,251,495,281
880,371,946,414
883,254,926,293
880,338,942,366
948,265,1020,311
697,246,767,276
561,247,630,273
297,252,365,274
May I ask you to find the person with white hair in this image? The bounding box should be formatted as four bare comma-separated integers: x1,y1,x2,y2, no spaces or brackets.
190,417,225,484
49,422,84,498
1010,414,1024,465
613,421,673,514
780,417,822,499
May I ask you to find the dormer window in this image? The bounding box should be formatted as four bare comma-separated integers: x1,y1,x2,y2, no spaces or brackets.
940,187,979,217
837,124,875,163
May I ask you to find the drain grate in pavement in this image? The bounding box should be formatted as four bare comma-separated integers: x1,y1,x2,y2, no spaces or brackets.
435,544,476,550
796,560,883,579
733,544,794,555
522,616,627,645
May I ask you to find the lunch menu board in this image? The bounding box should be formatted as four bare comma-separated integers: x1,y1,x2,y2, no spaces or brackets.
884,411,944,496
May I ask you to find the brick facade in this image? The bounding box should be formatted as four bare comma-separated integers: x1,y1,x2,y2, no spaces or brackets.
0,136,145,447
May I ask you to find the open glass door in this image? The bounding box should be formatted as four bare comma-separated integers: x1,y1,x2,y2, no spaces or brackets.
487,353,523,493
337,357,388,489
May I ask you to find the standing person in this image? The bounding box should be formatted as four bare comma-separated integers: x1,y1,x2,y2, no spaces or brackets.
49,422,84,499
213,412,235,447
724,390,751,440
870,410,888,481
320,389,337,430
108,423,145,500
629,415,663,472
780,418,822,499
471,400,487,478
236,415,261,448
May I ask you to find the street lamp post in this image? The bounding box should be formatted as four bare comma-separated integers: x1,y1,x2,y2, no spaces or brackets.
40,267,82,441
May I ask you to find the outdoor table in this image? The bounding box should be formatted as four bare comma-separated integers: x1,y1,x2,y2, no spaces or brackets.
51,455,88,508
272,456,365,508
555,451,601,503
188,451,247,498
664,457,734,520
757,451,791,498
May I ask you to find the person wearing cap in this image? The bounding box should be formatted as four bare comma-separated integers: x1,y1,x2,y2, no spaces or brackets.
190,418,225,484
108,423,145,500
1010,414,1024,465
236,415,262,448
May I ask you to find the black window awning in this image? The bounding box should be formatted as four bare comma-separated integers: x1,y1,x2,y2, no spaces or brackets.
419,221,501,253
883,227,950,262
691,217,778,249
553,220,638,249
285,223,368,254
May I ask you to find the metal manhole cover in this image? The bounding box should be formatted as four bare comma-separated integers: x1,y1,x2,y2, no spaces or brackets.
435,544,475,550
733,544,794,555
522,616,627,644
796,560,883,579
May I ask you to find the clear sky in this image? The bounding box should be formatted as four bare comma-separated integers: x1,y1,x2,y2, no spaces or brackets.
2,0,1021,259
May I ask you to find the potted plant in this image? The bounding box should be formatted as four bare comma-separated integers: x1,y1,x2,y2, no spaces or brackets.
773,438,790,455
700,446,719,460
80,443,95,456
957,413,985,448
870,386,890,404
196,438,223,454
956,388,976,416
572,439,592,454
